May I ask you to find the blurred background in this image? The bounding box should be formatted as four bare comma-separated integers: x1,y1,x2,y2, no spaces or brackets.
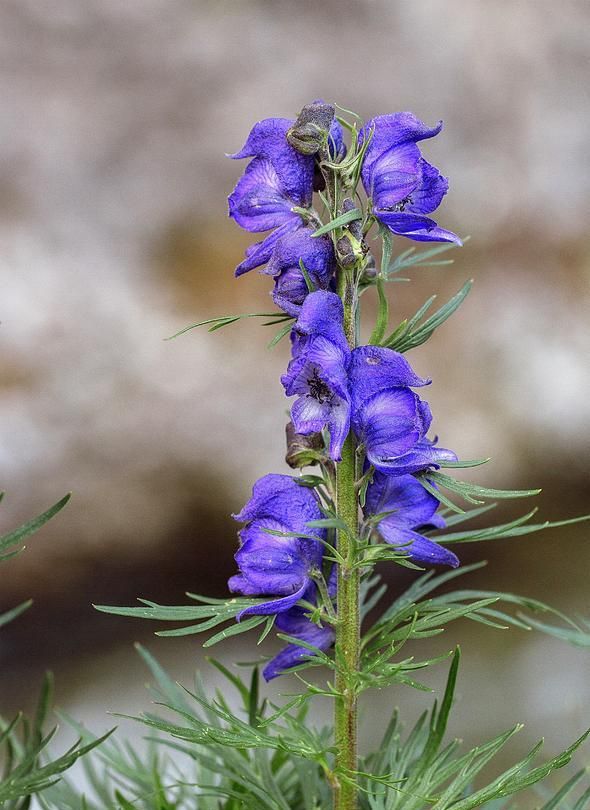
0,0,589,781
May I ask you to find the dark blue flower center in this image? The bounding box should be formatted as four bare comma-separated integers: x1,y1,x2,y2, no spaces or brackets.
390,195,413,212
307,369,336,405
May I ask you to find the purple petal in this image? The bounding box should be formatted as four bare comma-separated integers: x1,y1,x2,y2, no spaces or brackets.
373,209,439,235
379,526,459,568
282,337,350,399
326,400,351,462
292,290,350,357
291,389,350,462
408,159,449,215
369,142,422,209
263,614,335,680
228,157,301,233
349,346,430,414
372,436,457,475
235,219,302,276
233,473,323,533
328,117,346,160
359,113,443,188
399,226,462,245
354,389,431,468
365,472,442,530
272,268,311,316
264,227,335,283
238,581,309,619
235,523,309,593
229,117,313,207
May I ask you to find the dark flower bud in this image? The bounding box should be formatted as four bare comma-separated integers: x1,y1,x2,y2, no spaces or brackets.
359,253,377,282
341,198,363,241
287,101,336,156
285,422,324,468
313,163,326,192
335,235,357,267
335,199,368,267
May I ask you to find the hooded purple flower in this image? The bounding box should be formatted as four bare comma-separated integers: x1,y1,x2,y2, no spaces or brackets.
359,113,461,245
263,227,336,316
263,595,335,681
349,346,456,474
229,474,325,618
365,471,459,568
281,292,351,461
228,118,315,276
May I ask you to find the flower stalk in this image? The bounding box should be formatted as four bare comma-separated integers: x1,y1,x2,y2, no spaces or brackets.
333,260,360,810
334,432,360,810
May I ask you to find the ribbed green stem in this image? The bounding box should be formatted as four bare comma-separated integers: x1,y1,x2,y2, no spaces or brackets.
333,269,360,810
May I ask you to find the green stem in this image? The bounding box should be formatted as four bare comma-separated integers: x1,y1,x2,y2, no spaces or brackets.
333,268,360,810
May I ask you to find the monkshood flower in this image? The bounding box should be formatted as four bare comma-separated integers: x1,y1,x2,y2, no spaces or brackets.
281,291,351,461
228,105,344,277
228,474,325,618
228,118,314,276
349,346,457,474
263,226,336,316
263,591,335,681
359,113,461,245
365,471,459,568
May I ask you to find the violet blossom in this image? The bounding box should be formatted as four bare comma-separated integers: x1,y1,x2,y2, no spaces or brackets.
229,474,325,618
364,471,459,568
359,113,461,245
263,587,335,681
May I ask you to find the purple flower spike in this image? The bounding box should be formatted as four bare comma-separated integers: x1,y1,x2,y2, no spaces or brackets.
282,292,351,461
365,471,459,568
229,474,325,618
359,113,461,245
263,589,335,681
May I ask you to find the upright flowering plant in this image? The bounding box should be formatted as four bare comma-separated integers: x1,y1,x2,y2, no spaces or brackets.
97,101,590,810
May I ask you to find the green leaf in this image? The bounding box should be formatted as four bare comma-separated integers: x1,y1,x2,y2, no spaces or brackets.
538,768,587,810
438,458,491,469
0,493,71,560
0,599,33,628
267,320,293,348
426,470,541,503
436,510,590,545
388,239,466,275
525,616,590,648
421,648,461,766
203,615,267,647
165,312,292,340
368,276,389,346
311,208,362,237
447,729,590,810
388,280,473,352
299,259,316,293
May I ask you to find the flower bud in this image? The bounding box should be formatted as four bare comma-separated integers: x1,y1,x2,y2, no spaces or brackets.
287,101,336,156
359,253,377,282
335,198,368,267
285,422,324,468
